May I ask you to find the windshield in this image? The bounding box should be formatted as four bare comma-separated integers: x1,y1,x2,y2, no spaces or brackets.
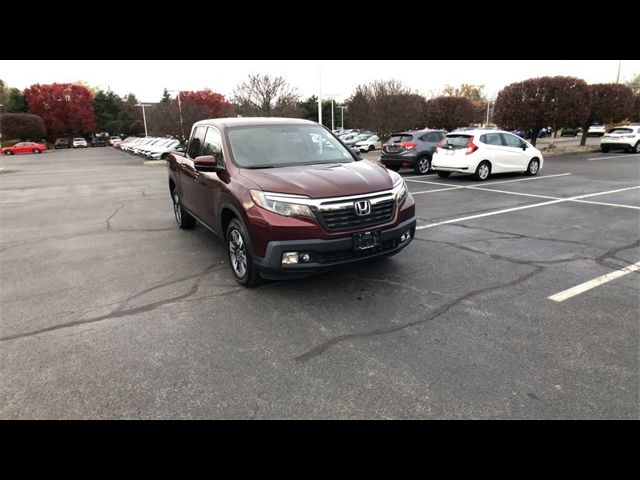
227,124,354,169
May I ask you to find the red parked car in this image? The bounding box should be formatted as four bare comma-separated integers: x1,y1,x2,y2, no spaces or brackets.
1,141,47,155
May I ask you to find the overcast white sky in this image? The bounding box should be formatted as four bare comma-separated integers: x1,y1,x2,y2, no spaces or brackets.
2,60,638,103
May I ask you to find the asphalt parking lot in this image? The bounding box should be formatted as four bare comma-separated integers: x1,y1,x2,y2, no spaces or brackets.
1,147,638,419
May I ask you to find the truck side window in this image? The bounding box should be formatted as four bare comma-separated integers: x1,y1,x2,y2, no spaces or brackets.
202,127,224,164
187,126,206,159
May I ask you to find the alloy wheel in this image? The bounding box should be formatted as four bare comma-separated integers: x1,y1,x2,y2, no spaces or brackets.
229,230,247,278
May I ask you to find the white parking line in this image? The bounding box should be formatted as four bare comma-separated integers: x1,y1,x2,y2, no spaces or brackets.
548,261,640,302
587,154,640,161
481,172,572,185
415,185,640,230
411,186,465,195
467,185,640,210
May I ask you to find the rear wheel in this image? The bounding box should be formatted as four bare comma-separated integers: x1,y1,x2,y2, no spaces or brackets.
226,218,262,287
525,158,540,176
633,142,640,153
601,147,609,153
4,150,13,155
437,171,451,178
414,156,431,175
474,161,491,181
172,189,196,229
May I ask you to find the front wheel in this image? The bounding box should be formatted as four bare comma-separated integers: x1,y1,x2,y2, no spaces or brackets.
633,142,640,153
226,218,261,287
368,145,375,152
33,148,41,154
414,156,431,175
474,161,491,181
525,158,540,176
4,150,13,155
172,189,196,229
436,171,451,178
601,147,609,153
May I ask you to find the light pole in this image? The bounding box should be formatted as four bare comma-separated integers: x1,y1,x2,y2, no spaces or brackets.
338,105,346,130
136,103,152,137
317,64,323,127
323,93,339,131
167,89,185,140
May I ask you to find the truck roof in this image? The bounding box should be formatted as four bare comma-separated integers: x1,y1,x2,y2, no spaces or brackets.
193,117,317,129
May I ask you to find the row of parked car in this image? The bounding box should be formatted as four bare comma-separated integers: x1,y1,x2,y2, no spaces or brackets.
53,136,123,148
332,129,382,152
114,136,184,160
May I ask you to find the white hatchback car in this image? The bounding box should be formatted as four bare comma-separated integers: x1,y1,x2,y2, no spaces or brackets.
432,129,544,181
600,125,640,153
355,135,381,152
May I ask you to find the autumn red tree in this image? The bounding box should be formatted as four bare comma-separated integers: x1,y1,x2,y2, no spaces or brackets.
494,76,590,146
179,89,234,119
24,83,96,137
424,96,475,131
579,84,635,146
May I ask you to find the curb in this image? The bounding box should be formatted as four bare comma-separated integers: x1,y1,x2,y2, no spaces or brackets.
143,160,167,167
542,147,599,157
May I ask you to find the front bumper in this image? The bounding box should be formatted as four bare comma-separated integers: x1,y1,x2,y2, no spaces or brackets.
252,216,416,278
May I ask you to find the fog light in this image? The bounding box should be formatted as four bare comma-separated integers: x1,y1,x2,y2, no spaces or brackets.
400,230,412,242
282,252,299,265
300,253,311,263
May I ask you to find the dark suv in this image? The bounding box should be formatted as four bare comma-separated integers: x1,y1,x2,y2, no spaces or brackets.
54,138,70,149
380,129,447,174
91,137,107,147
166,118,416,286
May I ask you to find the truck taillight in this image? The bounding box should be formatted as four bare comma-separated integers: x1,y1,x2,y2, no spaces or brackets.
465,136,479,155
400,141,417,151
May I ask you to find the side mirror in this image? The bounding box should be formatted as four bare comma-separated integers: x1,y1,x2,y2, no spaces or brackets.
350,147,362,159
194,155,223,172
175,145,186,153
522,143,528,150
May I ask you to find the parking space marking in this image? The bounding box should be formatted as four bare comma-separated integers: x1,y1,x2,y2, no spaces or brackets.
467,186,640,210
480,173,572,185
411,186,465,195
587,154,640,162
548,261,640,302
415,185,640,230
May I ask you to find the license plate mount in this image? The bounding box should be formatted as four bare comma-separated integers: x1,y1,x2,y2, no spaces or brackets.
353,230,381,251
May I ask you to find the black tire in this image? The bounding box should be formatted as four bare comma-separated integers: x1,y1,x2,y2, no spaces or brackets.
368,145,375,152
474,161,491,181
33,148,41,154
437,171,451,178
386,165,400,172
4,150,13,155
171,189,196,229
633,142,640,154
601,147,609,153
525,158,540,176
226,218,261,287
414,155,431,175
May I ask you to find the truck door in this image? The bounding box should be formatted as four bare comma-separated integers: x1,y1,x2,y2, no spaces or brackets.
179,126,207,213
189,126,226,232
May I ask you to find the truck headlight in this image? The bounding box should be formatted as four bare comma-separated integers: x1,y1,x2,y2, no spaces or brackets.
392,179,408,206
250,190,315,218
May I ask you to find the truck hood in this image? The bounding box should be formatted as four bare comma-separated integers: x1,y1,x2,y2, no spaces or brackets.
239,160,395,198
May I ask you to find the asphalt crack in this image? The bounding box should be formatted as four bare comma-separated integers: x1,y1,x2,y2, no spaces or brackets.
105,203,126,230
294,265,543,363
0,263,224,342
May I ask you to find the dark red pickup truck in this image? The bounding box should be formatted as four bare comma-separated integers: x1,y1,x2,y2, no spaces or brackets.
166,117,416,286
